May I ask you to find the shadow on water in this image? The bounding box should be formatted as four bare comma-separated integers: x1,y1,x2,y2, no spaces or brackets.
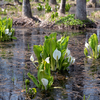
1,26,100,100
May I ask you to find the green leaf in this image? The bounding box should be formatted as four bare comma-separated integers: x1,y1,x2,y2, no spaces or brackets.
11,36,17,40
44,61,51,76
89,33,98,51
88,33,98,59
27,72,39,88
43,33,57,71
38,70,53,88
83,95,85,100
84,48,88,57
60,36,69,50
33,45,43,65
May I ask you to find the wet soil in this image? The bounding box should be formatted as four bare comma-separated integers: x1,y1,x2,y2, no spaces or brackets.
12,15,98,31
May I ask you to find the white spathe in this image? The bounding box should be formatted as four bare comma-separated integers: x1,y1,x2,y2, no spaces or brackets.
66,48,70,56
40,52,42,57
45,57,50,64
57,38,61,42
72,57,75,64
8,32,12,36
1,8,4,12
30,54,34,62
85,42,89,49
97,44,100,52
5,29,9,34
68,55,72,62
53,48,61,60
41,78,48,90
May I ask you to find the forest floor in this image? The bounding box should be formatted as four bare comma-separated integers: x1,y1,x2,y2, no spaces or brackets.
0,1,100,30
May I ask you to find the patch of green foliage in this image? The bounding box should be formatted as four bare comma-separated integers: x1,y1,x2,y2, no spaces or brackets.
45,3,52,13
0,17,17,42
43,0,49,2
0,8,7,15
57,0,61,3
83,95,90,100
65,4,71,12
51,12,58,19
33,32,75,71
4,0,12,2
86,0,90,2
55,5,59,11
84,33,100,59
55,14,83,27
25,79,37,99
37,3,43,11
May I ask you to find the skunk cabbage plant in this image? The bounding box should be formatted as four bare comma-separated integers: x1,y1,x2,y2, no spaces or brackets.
33,32,75,71
27,58,53,90
0,17,17,41
84,33,100,59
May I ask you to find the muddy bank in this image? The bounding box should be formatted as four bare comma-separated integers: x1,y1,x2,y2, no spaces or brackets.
13,16,98,31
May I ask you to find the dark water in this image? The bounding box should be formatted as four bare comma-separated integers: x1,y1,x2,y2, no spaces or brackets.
0,26,100,100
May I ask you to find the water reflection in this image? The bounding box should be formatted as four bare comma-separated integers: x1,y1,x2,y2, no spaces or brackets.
84,58,100,100
0,28,47,100
1,28,100,100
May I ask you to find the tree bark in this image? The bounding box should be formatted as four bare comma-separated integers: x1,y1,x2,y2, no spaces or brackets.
59,0,66,14
49,0,57,5
14,0,19,3
22,0,32,18
76,0,87,20
34,0,39,2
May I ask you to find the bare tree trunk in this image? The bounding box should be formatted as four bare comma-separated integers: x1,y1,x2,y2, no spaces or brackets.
49,0,57,5
76,0,86,20
59,0,66,14
14,0,19,3
22,0,32,18
34,0,39,2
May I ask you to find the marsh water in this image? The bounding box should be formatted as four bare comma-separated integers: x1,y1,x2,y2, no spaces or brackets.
1,0,100,99
0,26,100,100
